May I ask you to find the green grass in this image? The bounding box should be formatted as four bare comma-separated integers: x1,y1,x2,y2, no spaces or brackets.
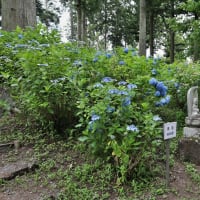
185,162,200,185
1,115,200,199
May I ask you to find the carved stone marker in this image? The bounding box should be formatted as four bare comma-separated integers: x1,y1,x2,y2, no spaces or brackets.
179,86,200,165
184,86,200,137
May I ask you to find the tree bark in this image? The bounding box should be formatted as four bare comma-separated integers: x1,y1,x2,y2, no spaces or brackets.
77,0,82,40
70,4,75,40
1,0,36,31
149,11,154,57
104,0,108,50
81,6,87,41
193,14,200,61
139,0,146,56
169,0,175,63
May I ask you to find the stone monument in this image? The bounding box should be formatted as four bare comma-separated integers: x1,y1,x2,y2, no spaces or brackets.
179,86,200,165
184,86,200,137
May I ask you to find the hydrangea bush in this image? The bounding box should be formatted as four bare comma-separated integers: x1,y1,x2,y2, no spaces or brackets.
77,76,163,183
1,26,200,183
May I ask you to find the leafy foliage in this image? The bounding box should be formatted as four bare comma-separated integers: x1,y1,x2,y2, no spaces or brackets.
1,26,200,183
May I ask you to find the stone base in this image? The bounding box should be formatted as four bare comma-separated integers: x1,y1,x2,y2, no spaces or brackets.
183,127,200,138
178,138,200,165
185,117,200,127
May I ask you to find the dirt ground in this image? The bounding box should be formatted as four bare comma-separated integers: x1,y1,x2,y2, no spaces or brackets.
0,144,200,200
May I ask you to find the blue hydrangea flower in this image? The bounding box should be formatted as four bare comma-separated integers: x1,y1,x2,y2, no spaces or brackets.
124,48,129,53
88,121,94,131
101,77,114,83
122,97,131,106
106,53,112,58
153,59,157,65
119,90,128,95
165,95,171,104
5,43,12,48
93,83,104,88
151,68,157,75
15,44,29,49
106,106,115,113
118,81,127,85
155,102,162,107
160,98,167,105
18,34,23,39
126,124,138,132
91,114,100,121
149,78,158,86
50,79,59,84
155,82,168,97
50,77,66,84
160,89,167,97
73,60,82,67
153,115,162,121
156,81,165,91
93,57,98,62
174,82,179,89
108,89,120,94
155,91,161,97
119,60,125,65
127,83,137,90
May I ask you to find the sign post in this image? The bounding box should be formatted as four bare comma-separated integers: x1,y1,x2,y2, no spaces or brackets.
163,122,177,187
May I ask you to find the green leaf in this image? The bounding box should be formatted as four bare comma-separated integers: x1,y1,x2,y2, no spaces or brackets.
78,136,88,142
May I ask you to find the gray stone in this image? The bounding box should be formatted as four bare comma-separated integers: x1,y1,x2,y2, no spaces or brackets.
178,138,200,165
183,127,200,138
0,142,14,153
0,160,38,180
185,86,200,127
0,140,20,153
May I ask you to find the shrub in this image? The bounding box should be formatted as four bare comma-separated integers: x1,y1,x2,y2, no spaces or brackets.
1,26,200,183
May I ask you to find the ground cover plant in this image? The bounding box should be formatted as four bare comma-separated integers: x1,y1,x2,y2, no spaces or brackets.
1,25,200,193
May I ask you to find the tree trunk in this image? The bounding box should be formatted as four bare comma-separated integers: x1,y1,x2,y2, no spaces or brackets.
1,0,36,31
70,4,75,40
169,0,175,63
104,0,108,50
77,0,82,40
149,11,154,57
81,6,87,41
139,0,146,56
193,14,200,61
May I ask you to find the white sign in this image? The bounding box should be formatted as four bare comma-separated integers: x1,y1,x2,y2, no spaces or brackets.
163,122,177,140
